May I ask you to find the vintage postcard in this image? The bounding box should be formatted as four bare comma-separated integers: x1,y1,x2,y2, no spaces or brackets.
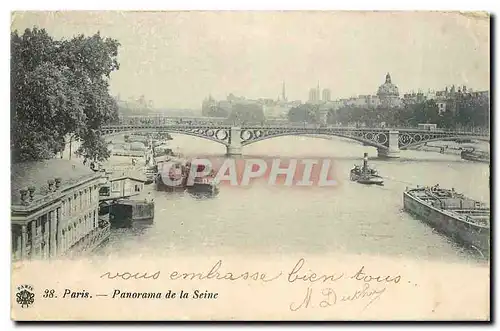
10,11,490,321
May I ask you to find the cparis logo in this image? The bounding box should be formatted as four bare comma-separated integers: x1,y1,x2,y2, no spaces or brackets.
158,157,340,188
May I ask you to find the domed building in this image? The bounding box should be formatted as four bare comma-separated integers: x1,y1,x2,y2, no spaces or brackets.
377,73,402,108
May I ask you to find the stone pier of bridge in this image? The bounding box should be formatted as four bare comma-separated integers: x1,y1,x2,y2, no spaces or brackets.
377,130,400,158
226,126,242,156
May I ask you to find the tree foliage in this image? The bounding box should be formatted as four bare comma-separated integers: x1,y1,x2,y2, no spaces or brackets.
309,96,490,129
455,93,490,129
228,102,265,124
11,28,120,162
288,104,320,123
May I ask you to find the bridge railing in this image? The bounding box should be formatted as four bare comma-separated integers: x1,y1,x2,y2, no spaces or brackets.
112,117,489,136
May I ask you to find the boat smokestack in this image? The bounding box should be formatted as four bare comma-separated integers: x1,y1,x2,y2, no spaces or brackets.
363,153,368,170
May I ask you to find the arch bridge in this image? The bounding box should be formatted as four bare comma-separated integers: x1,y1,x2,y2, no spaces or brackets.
101,124,490,158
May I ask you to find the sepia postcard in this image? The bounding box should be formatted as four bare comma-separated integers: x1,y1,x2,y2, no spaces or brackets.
10,10,491,321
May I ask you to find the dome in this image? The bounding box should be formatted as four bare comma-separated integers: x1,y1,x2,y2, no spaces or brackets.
377,73,399,97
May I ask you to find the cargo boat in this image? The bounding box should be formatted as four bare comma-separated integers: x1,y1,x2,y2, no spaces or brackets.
155,158,187,192
187,176,220,197
403,186,490,254
461,149,490,163
100,199,155,227
350,153,384,185
144,165,157,184
155,160,219,196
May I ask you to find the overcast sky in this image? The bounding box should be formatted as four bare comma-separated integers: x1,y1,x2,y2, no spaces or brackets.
11,11,490,109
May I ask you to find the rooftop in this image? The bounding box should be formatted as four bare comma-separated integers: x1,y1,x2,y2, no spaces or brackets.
11,159,100,206
109,169,147,182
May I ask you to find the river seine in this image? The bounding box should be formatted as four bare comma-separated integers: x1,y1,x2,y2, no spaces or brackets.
96,134,490,263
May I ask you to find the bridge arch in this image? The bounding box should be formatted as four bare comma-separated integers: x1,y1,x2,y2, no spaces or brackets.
400,135,490,150
240,130,389,151
102,128,231,146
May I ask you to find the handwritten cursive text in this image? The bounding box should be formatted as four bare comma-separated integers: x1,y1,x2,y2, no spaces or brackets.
289,283,386,312
288,258,344,284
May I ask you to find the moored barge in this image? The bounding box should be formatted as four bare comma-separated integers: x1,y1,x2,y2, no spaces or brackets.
461,149,490,164
155,159,220,196
403,186,490,254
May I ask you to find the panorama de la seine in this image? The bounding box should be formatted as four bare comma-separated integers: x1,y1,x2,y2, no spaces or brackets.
11,23,490,266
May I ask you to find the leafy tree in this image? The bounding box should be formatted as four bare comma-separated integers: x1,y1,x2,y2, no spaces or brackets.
11,28,120,162
411,100,440,125
326,109,336,124
287,104,320,123
228,102,264,124
456,93,490,129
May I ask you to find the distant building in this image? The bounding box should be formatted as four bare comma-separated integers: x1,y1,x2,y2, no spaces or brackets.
322,89,331,102
425,85,489,114
281,81,288,102
402,91,427,106
308,87,320,104
377,73,402,108
308,83,334,104
11,159,106,261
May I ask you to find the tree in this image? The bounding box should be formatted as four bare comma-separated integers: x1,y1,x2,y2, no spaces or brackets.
456,93,490,129
228,102,264,124
410,100,440,125
287,104,320,123
11,28,120,162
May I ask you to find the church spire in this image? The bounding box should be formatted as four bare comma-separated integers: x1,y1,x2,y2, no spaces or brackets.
282,81,287,101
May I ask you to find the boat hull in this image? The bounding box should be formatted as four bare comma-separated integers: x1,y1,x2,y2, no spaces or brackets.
155,174,186,192
357,177,384,185
187,183,220,197
461,152,490,163
350,172,384,185
108,200,155,227
403,191,490,253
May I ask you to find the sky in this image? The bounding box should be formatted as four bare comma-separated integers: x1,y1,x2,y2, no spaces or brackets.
11,11,490,109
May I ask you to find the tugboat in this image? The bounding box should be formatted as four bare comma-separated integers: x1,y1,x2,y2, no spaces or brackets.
350,153,384,185
461,148,490,164
403,185,490,255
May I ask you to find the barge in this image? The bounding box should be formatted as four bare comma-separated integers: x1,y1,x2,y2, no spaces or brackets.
403,186,490,254
100,199,155,228
155,159,220,197
461,149,490,164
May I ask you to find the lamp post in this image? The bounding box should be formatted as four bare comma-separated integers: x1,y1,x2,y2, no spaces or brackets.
69,135,73,160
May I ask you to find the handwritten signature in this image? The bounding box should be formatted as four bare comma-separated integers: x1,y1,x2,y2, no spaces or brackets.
289,283,387,312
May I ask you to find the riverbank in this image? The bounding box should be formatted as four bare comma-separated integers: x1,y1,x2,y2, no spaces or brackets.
303,134,489,157
410,140,490,156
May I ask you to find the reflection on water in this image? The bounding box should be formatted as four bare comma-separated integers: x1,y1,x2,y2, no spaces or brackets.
96,134,490,264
